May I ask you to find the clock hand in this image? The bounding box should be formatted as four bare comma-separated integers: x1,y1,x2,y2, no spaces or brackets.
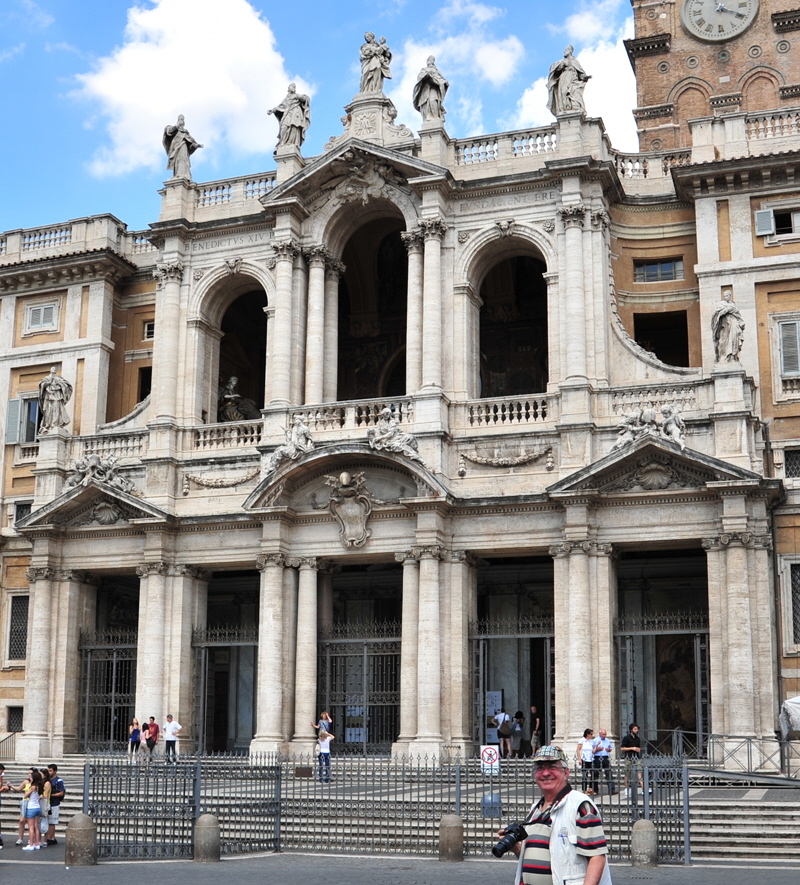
715,3,747,16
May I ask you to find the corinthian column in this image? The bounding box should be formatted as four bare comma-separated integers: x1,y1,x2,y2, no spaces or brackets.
253,553,286,750
395,551,420,749
152,262,184,421
415,546,443,750
558,206,587,381
269,240,300,404
401,230,424,394
420,219,447,391
323,259,345,402
292,557,319,745
18,566,57,759
135,561,170,724
304,246,329,404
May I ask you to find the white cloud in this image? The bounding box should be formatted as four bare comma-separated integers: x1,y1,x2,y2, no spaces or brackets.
386,1,524,135
550,0,627,43
18,0,54,29
511,17,638,152
0,43,25,63
75,0,308,177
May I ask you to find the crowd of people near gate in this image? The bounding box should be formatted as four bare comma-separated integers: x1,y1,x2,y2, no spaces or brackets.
0,763,65,850
127,713,182,761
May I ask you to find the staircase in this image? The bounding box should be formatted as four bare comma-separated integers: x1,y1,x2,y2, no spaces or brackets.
0,757,84,842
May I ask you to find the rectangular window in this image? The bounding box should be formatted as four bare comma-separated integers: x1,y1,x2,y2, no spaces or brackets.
785,449,800,478
14,501,32,524
24,301,58,333
7,707,23,732
138,366,153,402
792,564,800,646
4,396,40,445
633,259,684,283
633,310,690,367
779,321,800,376
7,595,29,660
143,320,155,340
774,210,800,236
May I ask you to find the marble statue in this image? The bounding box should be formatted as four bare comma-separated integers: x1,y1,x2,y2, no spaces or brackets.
66,453,136,494
218,376,261,422
610,408,642,451
367,408,423,463
163,115,203,180
268,83,311,148
711,290,745,363
660,405,686,451
360,32,392,93
546,46,590,116
264,415,315,474
38,367,73,434
412,56,449,122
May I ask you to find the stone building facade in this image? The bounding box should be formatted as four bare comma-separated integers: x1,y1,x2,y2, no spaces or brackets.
1,2,800,761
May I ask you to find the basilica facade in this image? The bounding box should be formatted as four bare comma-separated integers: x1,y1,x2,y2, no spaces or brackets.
2,2,800,761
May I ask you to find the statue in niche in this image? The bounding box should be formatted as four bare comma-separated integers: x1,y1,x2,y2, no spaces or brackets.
268,83,311,148
367,408,424,464
325,471,373,548
264,415,314,474
38,367,73,434
162,115,203,180
217,376,261,422
711,290,745,363
359,32,392,93
412,56,449,122
546,46,590,116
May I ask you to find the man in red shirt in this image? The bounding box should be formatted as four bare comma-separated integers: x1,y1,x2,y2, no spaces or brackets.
146,717,160,759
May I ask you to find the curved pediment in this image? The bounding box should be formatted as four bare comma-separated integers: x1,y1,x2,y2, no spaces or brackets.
15,480,171,532
243,443,449,511
547,436,775,497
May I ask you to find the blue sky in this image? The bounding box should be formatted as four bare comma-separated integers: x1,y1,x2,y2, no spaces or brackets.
0,0,637,234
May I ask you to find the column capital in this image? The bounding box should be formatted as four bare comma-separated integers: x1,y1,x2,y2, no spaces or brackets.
59,569,101,586
702,532,772,550
400,229,424,253
136,560,170,577
25,566,57,582
411,544,444,561
549,540,613,558
256,552,286,571
448,550,481,566
271,239,301,261
177,564,213,581
395,550,421,565
325,257,346,279
296,556,320,570
558,205,586,229
418,218,448,240
154,262,184,288
303,244,331,267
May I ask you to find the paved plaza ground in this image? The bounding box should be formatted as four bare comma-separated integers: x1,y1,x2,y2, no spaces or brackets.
0,849,798,885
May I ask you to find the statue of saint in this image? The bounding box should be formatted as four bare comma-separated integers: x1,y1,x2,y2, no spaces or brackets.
38,367,73,434
412,56,449,122
359,32,392,93
265,415,315,474
268,83,311,148
162,115,203,180
217,376,261,422
711,290,745,363
546,46,590,116
366,408,423,463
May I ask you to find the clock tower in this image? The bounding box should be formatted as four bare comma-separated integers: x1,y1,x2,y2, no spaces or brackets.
625,0,800,151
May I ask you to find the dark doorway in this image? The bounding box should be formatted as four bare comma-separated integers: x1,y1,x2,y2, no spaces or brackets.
218,290,268,417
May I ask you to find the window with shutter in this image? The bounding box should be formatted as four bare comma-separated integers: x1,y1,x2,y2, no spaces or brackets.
780,321,800,376
24,300,58,332
5,398,21,445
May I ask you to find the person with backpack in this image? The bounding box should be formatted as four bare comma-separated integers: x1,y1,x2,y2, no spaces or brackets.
493,708,512,759
45,764,65,846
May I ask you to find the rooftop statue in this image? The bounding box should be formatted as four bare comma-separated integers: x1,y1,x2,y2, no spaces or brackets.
412,56,449,122
268,83,311,148
360,31,392,93
162,114,203,180
38,366,73,434
711,290,745,363
546,45,590,116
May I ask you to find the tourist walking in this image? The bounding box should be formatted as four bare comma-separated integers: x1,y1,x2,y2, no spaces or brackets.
510,712,524,758
593,728,615,795
493,708,512,759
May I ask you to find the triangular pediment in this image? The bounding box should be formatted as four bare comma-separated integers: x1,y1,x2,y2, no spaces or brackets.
547,436,769,497
262,139,449,210
243,443,448,511
16,481,170,531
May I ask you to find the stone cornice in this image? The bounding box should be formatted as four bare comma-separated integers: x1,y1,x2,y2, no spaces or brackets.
0,249,137,293
772,9,800,32
624,33,670,65
632,104,675,121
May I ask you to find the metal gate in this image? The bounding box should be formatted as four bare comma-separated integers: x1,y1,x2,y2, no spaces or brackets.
470,615,555,747
79,630,137,752
318,623,400,755
616,612,710,756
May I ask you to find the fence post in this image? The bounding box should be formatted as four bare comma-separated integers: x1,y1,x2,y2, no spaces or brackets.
82,761,90,813
682,764,691,864
194,813,221,862
439,814,464,862
630,819,657,867
455,761,462,817
65,812,97,866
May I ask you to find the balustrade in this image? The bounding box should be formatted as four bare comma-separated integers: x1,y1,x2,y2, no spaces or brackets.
192,421,263,451
746,111,800,140
22,226,71,251
77,431,149,460
463,395,552,428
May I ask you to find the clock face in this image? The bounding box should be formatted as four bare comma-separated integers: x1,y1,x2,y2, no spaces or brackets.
680,0,759,42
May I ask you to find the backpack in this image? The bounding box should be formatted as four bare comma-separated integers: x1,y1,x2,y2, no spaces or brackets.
497,717,511,737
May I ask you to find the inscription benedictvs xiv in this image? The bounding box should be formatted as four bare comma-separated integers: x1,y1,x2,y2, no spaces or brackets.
680,0,760,42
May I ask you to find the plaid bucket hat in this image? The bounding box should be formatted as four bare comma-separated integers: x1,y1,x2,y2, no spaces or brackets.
532,745,568,765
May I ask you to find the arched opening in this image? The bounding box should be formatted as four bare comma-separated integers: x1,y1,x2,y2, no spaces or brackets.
479,254,548,396
218,290,267,420
338,217,408,400
742,74,780,113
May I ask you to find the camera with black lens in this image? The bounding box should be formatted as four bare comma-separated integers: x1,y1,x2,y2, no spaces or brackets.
492,822,528,858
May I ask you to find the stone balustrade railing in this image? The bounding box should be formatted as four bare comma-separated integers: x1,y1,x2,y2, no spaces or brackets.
609,380,713,418
76,431,150,461
193,172,277,216
452,394,555,431
453,126,558,172
290,398,415,433
190,420,263,452
746,110,800,141
0,215,127,266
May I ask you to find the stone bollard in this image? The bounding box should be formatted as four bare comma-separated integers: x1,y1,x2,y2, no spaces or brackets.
439,814,464,862
65,813,97,867
630,818,658,867
194,813,221,862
